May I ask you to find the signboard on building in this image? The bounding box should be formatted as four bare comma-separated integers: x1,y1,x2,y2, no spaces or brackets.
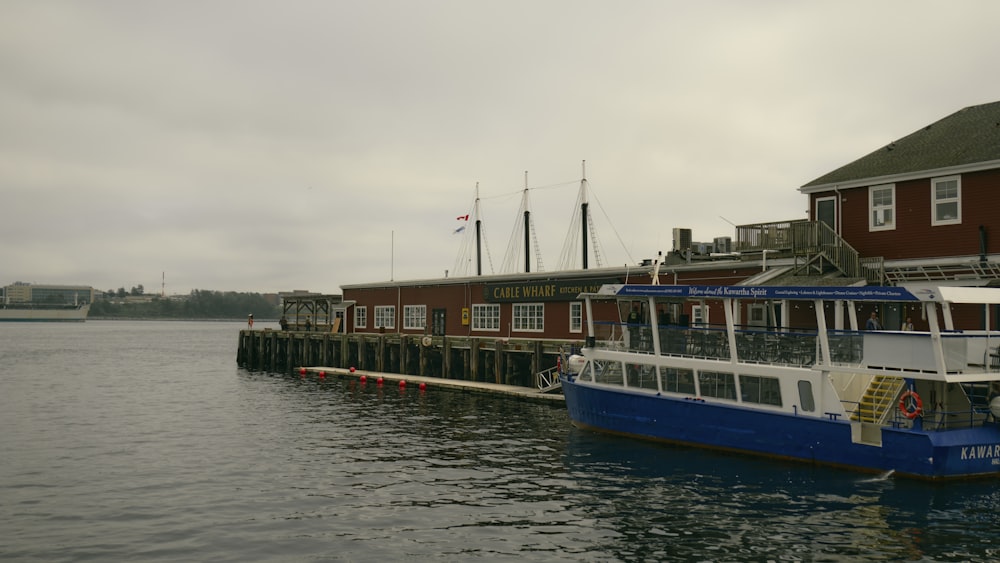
483,277,618,303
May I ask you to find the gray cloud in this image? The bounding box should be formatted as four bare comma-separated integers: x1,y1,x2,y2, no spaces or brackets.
3,0,1000,294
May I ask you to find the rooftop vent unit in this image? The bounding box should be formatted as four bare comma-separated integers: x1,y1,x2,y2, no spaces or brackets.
673,228,692,252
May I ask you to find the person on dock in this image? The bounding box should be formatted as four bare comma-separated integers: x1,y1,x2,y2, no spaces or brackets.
305,316,312,332
279,315,288,331
248,313,254,330
866,311,882,330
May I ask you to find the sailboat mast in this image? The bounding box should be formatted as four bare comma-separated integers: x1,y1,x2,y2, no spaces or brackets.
523,171,531,273
474,182,482,276
581,160,589,270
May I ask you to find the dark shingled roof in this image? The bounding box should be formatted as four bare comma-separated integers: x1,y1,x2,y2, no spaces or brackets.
802,100,1000,189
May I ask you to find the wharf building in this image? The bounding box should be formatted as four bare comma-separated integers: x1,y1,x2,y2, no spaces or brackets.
239,100,1000,386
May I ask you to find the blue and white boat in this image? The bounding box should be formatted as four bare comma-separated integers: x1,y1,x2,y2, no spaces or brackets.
561,284,1000,479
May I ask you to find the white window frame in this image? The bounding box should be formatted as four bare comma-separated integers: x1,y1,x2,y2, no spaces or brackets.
569,302,583,333
931,175,961,226
403,305,426,330
512,303,544,332
692,303,709,327
869,184,896,231
354,306,367,329
471,304,500,331
374,305,395,329
747,304,766,328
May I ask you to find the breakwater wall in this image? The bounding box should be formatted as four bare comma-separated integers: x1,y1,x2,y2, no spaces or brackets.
236,329,577,388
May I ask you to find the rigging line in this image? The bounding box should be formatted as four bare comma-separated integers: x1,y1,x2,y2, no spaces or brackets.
470,179,579,201
589,186,636,264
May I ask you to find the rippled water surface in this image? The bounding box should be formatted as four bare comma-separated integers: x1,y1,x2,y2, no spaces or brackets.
2,321,1000,562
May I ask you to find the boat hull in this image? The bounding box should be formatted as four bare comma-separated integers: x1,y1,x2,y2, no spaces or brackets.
0,304,90,322
561,376,1000,479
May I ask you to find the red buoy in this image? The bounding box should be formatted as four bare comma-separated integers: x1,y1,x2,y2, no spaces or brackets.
299,367,306,375
319,371,326,379
376,377,384,386
349,366,356,373
359,375,367,384
419,382,427,391
398,380,406,388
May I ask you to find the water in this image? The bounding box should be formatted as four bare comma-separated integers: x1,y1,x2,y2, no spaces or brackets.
2,322,1000,562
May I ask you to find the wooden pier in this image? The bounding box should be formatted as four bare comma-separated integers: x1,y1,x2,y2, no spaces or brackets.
236,329,579,390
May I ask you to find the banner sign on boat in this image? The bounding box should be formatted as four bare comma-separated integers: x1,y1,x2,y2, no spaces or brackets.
610,285,923,302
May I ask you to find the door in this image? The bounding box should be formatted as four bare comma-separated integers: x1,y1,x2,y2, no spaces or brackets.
816,196,837,232
432,308,446,336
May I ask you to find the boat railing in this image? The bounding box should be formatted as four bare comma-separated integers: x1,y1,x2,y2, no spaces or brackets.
597,320,1000,374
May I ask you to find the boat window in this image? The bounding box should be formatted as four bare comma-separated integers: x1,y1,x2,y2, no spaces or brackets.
698,371,737,401
592,359,625,386
739,375,782,406
797,380,816,412
663,368,696,395
625,363,658,391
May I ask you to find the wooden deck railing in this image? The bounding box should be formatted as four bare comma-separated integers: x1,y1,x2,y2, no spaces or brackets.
735,219,881,283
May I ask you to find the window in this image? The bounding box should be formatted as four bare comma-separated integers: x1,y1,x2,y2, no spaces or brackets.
698,371,736,400
403,305,426,330
354,306,367,329
512,303,544,332
662,367,696,395
691,304,708,327
374,305,395,329
932,175,961,226
748,304,766,328
739,374,782,406
797,380,816,412
869,184,895,231
569,302,583,333
472,304,500,331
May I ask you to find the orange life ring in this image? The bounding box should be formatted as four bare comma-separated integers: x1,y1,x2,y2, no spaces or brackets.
899,390,923,419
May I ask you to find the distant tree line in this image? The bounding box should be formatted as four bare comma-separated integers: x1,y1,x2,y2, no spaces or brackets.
89,289,281,320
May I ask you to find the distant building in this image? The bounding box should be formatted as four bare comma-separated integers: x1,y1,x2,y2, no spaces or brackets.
1,282,95,305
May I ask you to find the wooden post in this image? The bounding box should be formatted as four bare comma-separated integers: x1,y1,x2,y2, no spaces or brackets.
442,337,451,379
471,338,480,382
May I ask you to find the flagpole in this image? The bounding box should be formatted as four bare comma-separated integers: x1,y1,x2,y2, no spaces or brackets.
391,230,394,282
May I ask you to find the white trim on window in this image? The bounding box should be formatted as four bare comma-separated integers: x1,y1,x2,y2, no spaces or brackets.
512,303,544,332
931,175,961,226
403,304,426,330
354,306,367,329
374,305,395,329
471,303,500,331
692,304,708,327
869,184,896,231
569,302,583,333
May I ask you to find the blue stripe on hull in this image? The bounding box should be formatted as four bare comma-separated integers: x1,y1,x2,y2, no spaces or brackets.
562,377,1000,479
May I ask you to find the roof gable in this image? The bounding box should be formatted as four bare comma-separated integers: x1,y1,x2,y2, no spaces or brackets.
802,100,1000,191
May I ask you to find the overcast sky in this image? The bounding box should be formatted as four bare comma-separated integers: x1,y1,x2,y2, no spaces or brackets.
3,1,1000,295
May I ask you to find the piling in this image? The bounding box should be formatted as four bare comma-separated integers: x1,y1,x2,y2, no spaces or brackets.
237,329,579,390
